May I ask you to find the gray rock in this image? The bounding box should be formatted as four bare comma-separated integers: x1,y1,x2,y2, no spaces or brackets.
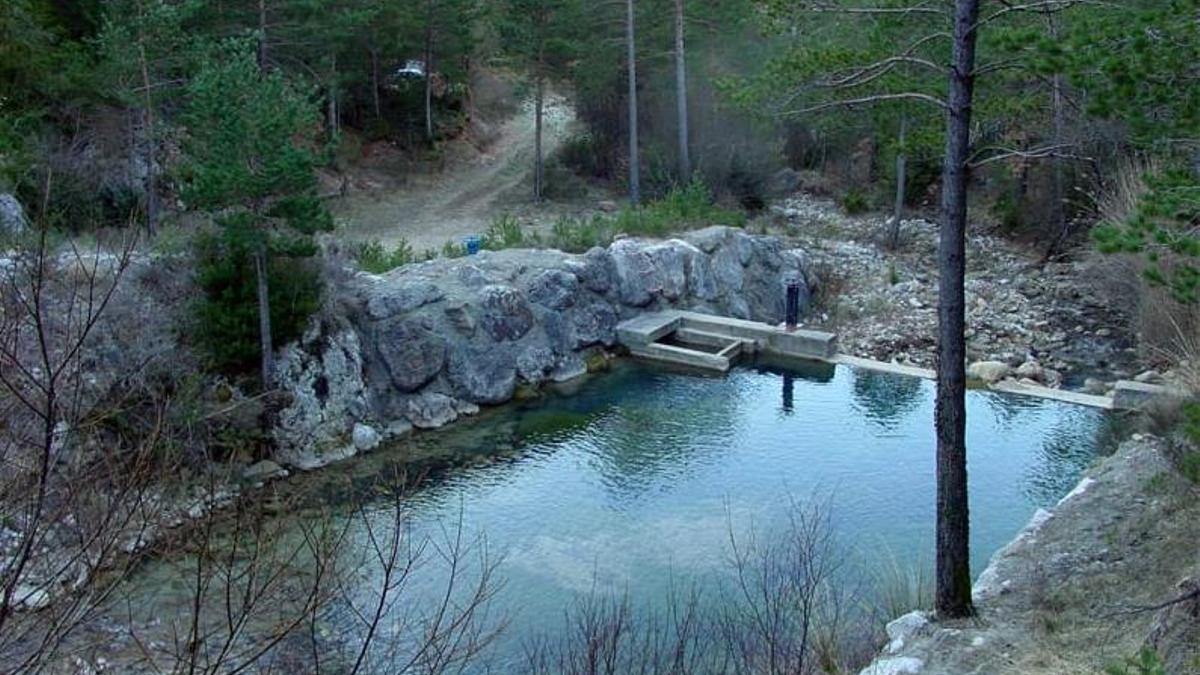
884,612,931,654
1015,360,1044,382
526,269,580,310
366,281,444,319
551,355,588,383
352,423,382,452
609,239,689,307
406,392,461,429
858,657,924,675
480,285,534,342
517,345,558,383
571,248,614,293
448,345,517,404
376,318,446,391
0,194,28,236
967,361,1011,384
273,322,369,468
243,460,289,482
443,302,477,336
569,303,618,348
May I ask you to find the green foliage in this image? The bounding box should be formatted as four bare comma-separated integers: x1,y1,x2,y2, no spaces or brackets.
181,38,331,379
192,222,322,373
180,40,324,214
483,214,533,250
550,215,610,254
442,240,467,258
549,179,745,252
1094,167,1200,304
354,238,415,273
840,189,868,216
1105,649,1167,675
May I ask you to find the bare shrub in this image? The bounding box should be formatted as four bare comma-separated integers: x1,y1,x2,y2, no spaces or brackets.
522,496,872,675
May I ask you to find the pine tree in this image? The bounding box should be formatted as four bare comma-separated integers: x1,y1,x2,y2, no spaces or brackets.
180,39,332,387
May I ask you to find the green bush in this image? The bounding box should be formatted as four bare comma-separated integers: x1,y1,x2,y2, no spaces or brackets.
442,239,467,258
1105,649,1166,675
483,214,532,250
551,214,614,253
192,223,323,374
841,189,869,215
546,179,745,253
355,238,416,273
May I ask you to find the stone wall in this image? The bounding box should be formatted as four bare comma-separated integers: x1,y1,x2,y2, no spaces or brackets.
273,226,817,469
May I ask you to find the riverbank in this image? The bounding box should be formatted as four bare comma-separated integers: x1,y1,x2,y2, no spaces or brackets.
859,435,1200,675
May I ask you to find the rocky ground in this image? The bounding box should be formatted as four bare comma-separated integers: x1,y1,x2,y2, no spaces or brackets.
859,435,1200,675
765,194,1164,393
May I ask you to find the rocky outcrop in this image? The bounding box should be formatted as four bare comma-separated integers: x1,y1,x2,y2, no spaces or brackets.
272,227,816,469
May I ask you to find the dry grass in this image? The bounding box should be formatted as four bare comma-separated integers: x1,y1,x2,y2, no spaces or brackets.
1095,155,1160,229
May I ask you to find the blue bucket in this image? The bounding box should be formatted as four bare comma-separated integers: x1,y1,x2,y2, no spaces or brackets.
464,235,481,256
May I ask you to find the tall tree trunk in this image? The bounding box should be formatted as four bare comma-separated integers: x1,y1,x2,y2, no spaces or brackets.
254,241,275,390
370,47,382,119
534,72,545,202
327,55,340,143
1043,13,1069,260
257,0,268,71
136,11,158,238
674,0,691,181
935,0,980,620
626,0,640,205
890,115,908,250
424,3,435,144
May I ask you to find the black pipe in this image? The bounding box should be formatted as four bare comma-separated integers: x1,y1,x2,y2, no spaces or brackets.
785,276,801,329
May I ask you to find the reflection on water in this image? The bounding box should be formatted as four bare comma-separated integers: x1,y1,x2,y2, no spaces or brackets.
119,360,1125,670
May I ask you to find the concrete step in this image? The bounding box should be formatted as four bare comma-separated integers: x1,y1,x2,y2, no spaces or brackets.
629,342,732,372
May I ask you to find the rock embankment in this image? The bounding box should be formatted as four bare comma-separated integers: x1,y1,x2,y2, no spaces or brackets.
858,436,1200,675
273,226,817,469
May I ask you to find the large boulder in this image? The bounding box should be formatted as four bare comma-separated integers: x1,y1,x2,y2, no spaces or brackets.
448,344,517,404
479,285,535,342
365,280,444,319
525,269,580,310
609,238,691,307
273,320,369,469
376,317,446,392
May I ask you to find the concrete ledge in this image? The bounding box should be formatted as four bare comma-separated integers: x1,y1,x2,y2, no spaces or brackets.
629,342,731,372
616,313,681,347
834,354,935,380
990,380,1114,410
1112,380,1187,410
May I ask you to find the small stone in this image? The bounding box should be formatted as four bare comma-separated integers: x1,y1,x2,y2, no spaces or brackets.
967,360,1011,384
243,460,288,482
1134,369,1163,384
352,423,382,452
1015,360,1044,382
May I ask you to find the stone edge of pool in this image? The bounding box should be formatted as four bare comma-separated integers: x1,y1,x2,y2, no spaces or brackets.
616,310,1179,412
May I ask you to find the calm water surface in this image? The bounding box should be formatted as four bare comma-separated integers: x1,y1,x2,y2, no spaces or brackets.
124,360,1124,668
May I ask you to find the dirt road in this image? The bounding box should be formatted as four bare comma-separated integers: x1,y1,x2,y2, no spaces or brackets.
333,93,581,252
